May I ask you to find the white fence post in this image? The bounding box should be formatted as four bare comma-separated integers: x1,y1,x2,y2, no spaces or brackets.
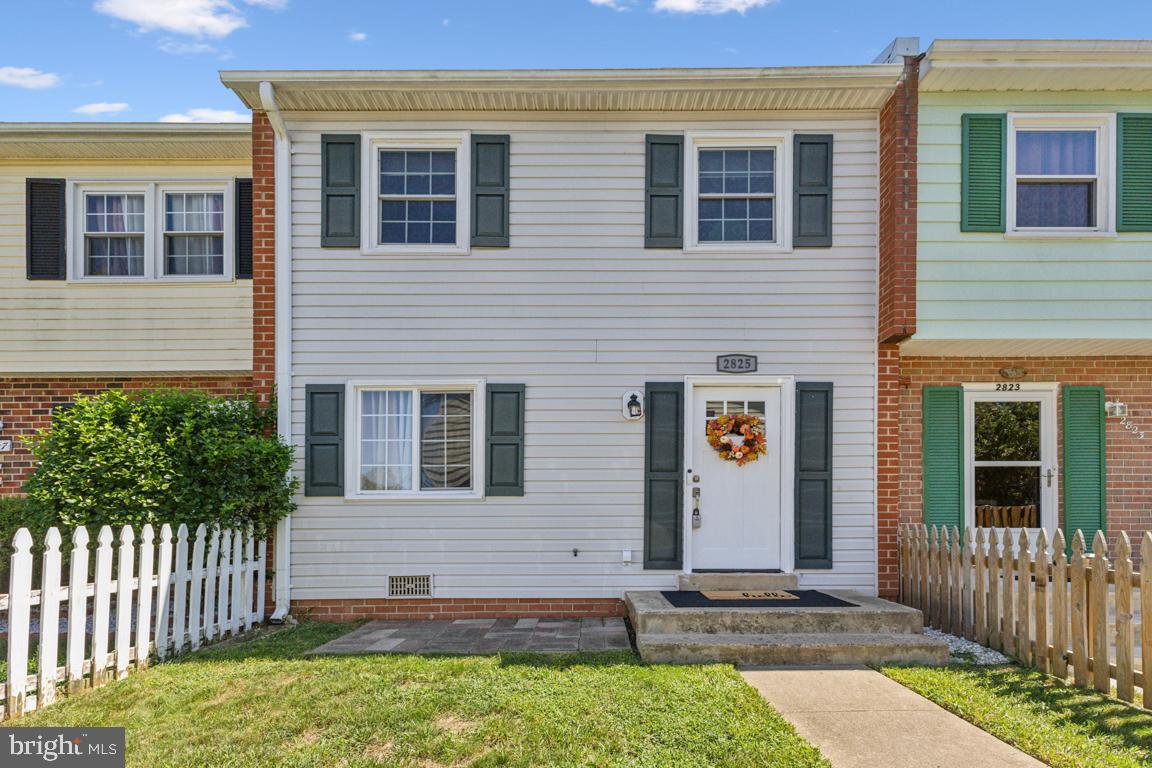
38,528,63,708
153,524,173,661
231,529,244,636
6,529,34,718
243,529,255,631
189,525,207,651
66,527,90,694
256,535,267,622
217,529,233,638
172,524,189,655
90,526,114,687
114,526,135,679
203,527,220,642
135,525,155,670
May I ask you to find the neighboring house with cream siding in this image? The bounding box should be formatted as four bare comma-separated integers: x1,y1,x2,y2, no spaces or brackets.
0,123,254,493
221,55,918,619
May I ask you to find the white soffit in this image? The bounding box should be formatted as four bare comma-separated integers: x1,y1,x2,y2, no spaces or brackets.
220,66,905,113
921,39,1152,92
0,123,251,161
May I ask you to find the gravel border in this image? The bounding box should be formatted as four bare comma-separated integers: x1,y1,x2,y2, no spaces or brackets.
924,628,1012,665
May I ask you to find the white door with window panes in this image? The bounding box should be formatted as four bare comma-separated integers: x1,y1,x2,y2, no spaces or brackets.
689,387,784,570
963,385,1058,550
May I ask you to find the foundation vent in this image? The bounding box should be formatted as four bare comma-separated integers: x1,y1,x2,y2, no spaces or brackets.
389,574,433,598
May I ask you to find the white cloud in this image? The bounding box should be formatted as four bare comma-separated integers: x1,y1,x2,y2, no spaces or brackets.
93,0,285,38
0,66,61,90
74,101,130,115
590,0,777,12
158,39,220,54
159,107,250,122
347,30,367,42
653,0,777,12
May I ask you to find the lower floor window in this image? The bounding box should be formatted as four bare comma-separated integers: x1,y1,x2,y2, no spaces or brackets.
358,387,473,493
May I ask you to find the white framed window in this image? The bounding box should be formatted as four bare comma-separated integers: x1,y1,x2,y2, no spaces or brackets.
347,379,485,499
685,131,792,252
1007,113,1115,236
69,181,234,281
361,132,471,255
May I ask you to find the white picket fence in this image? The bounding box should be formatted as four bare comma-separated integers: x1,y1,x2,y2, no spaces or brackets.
1,523,266,721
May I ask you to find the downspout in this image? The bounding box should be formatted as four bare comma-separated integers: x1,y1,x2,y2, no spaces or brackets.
259,81,293,622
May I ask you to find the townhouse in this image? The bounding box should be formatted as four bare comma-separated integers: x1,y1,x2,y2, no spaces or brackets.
877,40,1152,595
0,123,254,494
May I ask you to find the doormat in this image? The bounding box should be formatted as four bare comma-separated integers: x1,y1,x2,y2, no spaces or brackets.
701,590,797,600
660,590,857,608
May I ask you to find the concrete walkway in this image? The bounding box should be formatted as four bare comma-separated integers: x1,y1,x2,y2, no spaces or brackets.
740,666,1044,768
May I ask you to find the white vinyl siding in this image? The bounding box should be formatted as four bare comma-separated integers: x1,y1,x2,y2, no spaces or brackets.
0,162,251,373
286,115,879,599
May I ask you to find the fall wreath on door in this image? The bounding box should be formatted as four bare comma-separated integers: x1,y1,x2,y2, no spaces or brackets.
705,414,768,466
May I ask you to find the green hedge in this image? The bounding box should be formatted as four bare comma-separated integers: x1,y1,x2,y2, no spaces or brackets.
22,389,296,539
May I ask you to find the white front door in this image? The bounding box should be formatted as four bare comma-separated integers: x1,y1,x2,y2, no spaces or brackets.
963,385,1059,552
689,386,784,570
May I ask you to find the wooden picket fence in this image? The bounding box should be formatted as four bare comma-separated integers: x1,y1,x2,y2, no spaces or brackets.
1,523,266,721
898,523,1150,708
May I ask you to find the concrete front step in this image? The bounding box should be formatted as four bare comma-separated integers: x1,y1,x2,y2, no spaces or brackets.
625,590,925,637
677,572,799,591
637,631,950,666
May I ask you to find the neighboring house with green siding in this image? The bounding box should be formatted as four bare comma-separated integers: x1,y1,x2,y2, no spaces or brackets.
879,41,1152,592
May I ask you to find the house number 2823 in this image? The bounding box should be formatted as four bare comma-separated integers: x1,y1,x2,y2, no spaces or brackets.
995,383,1021,392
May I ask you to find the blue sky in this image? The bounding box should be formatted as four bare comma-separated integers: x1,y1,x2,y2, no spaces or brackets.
2,0,1150,122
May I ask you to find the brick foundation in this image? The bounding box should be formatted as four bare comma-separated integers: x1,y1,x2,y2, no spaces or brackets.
0,374,252,494
292,598,628,623
883,355,1152,576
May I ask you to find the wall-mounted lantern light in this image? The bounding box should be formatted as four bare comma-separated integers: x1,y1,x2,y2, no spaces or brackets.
622,390,644,421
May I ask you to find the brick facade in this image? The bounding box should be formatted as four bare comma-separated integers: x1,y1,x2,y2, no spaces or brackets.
877,55,919,345
882,356,1152,577
292,597,627,623
0,375,252,494
251,110,276,407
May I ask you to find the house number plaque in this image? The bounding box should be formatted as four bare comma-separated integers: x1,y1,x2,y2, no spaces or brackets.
716,354,758,374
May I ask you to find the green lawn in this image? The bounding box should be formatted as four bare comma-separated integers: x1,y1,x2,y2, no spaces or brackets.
12,622,828,768
879,663,1152,768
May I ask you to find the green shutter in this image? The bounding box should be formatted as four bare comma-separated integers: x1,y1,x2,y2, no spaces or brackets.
486,384,525,496
321,134,360,247
961,114,1006,232
922,386,963,529
235,178,253,279
644,382,684,569
1063,385,1106,551
793,135,833,248
471,134,510,247
1118,114,1152,232
26,178,66,280
305,385,344,496
795,382,833,568
645,135,683,248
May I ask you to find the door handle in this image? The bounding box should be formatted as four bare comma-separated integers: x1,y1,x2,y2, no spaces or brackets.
691,486,702,528
1045,468,1055,488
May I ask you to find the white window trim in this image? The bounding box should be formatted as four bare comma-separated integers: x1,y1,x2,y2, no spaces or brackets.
67,179,234,283
961,382,1059,538
684,130,793,253
360,131,471,256
1006,113,1116,238
344,378,486,501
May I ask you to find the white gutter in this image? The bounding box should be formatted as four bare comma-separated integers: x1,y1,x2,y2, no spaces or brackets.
259,81,294,622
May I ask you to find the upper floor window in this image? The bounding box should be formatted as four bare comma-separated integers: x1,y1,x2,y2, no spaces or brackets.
1008,114,1113,234
84,193,145,277
363,132,470,255
71,182,233,281
684,132,791,251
